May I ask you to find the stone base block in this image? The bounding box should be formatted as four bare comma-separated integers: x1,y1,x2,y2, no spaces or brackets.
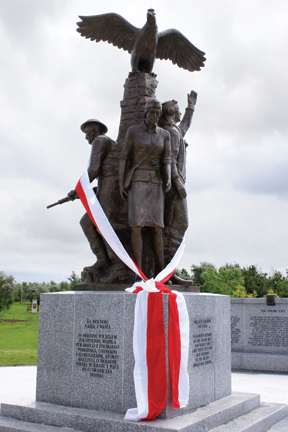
1,392,269,432
36,292,231,418
232,352,288,373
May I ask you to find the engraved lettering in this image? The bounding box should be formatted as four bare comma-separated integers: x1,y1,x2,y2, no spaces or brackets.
192,319,213,367
248,316,288,348
231,315,241,346
75,318,119,378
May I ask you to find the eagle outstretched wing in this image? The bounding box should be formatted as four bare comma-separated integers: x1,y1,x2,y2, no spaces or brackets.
77,13,139,53
156,29,206,72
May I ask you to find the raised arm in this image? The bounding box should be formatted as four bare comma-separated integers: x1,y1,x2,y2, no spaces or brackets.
179,90,197,137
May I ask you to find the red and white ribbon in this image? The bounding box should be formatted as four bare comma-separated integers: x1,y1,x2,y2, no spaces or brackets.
124,288,189,421
75,166,189,421
75,166,146,280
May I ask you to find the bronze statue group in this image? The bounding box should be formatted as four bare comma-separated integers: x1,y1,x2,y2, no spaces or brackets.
63,9,205,286
68,92,197,286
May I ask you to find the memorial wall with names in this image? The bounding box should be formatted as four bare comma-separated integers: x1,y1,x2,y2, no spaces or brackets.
231,299,288,354
230,298,288,372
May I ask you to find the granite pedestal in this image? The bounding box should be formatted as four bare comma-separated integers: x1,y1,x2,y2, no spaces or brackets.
36,291,231,419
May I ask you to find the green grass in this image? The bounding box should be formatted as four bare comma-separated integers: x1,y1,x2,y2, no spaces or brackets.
0,302,39,366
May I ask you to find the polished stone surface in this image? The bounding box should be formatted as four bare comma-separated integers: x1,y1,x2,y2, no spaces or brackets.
36,292,231,418
36,291,136,413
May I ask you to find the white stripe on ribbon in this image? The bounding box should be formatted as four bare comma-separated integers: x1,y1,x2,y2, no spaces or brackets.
124,291,149,421
173,291,190,407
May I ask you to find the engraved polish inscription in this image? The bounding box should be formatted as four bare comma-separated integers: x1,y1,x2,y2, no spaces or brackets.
192,318,213,367
248,315,288,348
75,319,119,378
231,315,241,346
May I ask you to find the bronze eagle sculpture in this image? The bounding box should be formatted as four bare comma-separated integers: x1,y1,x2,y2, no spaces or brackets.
77,9,206,74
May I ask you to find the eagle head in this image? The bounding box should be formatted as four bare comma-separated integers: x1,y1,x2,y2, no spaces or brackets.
147,9,156,23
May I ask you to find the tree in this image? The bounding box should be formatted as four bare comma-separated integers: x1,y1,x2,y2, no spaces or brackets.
240,265,268,297
202,266,245,296
267,271,288,298
231,285,247,298
175,268,192,280
21,279,72,303
47,280,69,293
24,282,50,303
190,262,215,287
0,271,15,312
68,271,84,290
58,281,70,291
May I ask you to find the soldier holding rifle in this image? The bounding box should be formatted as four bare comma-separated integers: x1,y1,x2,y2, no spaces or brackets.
48,119,128,283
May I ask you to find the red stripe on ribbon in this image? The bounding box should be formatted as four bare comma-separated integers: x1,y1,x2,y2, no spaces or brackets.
144,293,167,420
75,180,102,236
168,293,181,408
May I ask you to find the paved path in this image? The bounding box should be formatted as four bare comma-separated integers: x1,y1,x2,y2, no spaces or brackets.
0,366,36,406
232,371,288,405
0,366,287,406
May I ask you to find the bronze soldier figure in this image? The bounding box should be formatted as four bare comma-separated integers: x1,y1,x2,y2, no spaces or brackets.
119,99,171,275
68,119,128,283
159,91,197,284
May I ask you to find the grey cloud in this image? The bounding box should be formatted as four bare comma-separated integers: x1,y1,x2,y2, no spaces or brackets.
0,0,68,45
184,131,288,199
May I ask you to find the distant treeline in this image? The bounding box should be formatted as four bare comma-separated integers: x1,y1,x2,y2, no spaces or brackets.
1,263,288,313
176,262,288,298
0,271,83,313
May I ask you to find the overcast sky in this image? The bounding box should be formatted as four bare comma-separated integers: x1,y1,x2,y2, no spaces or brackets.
1,0,288,283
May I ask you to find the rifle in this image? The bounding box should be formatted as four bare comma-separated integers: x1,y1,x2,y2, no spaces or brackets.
47,187,97,209
46,196,74,209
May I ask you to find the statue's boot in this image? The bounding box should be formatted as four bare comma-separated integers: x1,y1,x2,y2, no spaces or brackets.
100,243,129,283
100,264,128,284
77,270,95,286
83,256,110,274
170,273,192,286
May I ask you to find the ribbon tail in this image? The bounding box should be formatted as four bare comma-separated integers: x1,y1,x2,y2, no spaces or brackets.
124,291,166,421
169,290,189,408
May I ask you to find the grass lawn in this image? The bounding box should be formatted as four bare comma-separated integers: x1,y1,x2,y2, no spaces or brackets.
0,302,39,366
